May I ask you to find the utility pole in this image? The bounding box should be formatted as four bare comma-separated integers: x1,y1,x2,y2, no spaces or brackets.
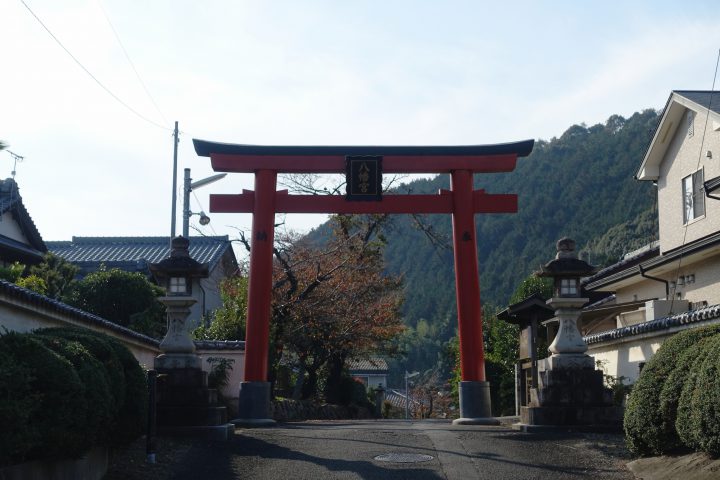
170,121,179,238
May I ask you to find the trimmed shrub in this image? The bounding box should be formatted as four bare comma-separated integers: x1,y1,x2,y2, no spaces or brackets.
657,336,715,453
35,327,147,446
690,334,720,454
0,332,88,465
33,335,114,445
0,347,40,465
34,327,126,418
624,324,720,456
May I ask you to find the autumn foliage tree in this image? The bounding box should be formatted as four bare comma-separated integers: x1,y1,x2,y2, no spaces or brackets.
236,214,405,402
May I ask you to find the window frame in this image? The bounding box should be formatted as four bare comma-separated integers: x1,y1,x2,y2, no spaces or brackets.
682,168,705,224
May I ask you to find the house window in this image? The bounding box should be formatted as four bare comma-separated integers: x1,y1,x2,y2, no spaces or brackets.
682,169,705,224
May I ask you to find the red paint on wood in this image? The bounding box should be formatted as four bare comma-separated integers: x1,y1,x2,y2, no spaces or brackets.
243,170,277,382
210,191,517,215
210,153,517,174
451,170,487,382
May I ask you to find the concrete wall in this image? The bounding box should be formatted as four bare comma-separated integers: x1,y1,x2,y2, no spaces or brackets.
196,347,245,410
587,317,720,384
0,292,160,368
657,107,720,253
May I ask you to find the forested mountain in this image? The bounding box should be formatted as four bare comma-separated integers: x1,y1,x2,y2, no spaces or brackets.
383,109,659,323
308,109,660,384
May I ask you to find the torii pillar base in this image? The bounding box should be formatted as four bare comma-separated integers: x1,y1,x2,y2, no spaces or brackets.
452,381,500,425
231,381,276,428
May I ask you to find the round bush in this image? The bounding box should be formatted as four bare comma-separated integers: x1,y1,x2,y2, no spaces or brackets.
691,334,720,454
657,336,715,452
624,324,720,456
33,335,114,445
35,327,147,446
34,327,126,419
0,333,88,464
0,347,40,466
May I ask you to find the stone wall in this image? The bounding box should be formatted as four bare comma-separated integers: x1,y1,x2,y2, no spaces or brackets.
272,398,375,421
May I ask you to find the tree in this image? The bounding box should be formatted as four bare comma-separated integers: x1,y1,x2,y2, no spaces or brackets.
194,276,248,341
28,253,79,299
62,268,166,338
230,213,405,402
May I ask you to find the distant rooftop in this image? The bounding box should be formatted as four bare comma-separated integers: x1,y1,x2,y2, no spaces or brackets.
47,236,235,274
0,178,47,262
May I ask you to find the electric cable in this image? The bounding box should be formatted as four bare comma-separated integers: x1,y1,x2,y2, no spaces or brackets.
19,0,172,132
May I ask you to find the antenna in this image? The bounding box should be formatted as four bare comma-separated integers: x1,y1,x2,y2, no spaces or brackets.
6,150,24,179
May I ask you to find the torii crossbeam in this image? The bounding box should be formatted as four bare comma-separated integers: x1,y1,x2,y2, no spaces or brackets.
194,139,534,426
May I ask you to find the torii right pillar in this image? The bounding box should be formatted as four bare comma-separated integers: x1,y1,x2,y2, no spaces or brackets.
451,170,499,425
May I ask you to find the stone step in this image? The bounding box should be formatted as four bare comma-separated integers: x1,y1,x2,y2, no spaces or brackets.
158,405,228,427
157,386,219,406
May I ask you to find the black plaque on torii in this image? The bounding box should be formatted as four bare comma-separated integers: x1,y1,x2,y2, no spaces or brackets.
346,156,382,201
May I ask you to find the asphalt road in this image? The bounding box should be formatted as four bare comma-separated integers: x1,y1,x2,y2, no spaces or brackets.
163,420,633,480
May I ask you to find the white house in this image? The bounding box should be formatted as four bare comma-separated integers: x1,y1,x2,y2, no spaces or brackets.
580,90,720,383
0,178,47,266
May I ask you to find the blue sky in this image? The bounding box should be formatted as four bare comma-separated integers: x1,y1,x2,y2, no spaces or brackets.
1,1,720,250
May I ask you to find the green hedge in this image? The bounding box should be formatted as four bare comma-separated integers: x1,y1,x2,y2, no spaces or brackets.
0,327,148,467
657,336,715,453
678,334,720,454
34,327,147,446
0,333,88,465
624,324,720,456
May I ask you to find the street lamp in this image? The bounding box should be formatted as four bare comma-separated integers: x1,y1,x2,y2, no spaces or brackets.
405,370,419,420
182,168,226,238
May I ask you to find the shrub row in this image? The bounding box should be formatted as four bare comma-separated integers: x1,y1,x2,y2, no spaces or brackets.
0,327,147,467
624,324,720,456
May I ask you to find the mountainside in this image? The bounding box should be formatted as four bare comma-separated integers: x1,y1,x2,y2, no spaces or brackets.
382,109,659,329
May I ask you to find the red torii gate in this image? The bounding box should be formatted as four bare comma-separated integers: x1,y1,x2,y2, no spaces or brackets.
194,139,534,425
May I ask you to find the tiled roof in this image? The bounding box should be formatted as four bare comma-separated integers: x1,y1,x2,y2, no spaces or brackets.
347,357,388,372
583,243,660,289
674,90,720,115
46,236,234,272
584,303,720,345
0,178,46,255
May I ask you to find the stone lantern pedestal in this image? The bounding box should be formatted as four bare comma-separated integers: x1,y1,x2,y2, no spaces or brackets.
150,237,234,440
516,238,622,432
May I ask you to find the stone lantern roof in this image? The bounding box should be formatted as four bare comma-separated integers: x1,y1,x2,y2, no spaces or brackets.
536,238,598,279
149,236,209,279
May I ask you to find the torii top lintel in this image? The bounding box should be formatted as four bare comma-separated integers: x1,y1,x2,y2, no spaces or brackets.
193,139,534,174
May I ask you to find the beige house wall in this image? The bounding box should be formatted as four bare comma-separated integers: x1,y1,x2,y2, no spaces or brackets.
657,108,720,252
615,277,666,303
588,338,662,384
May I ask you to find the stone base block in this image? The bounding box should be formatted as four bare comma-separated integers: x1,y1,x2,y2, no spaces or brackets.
520,405,623,428
155,353,202,371
453,381,497,425
540,354,595,371
233,381,275,427
158,423,235,440
158,405,228,427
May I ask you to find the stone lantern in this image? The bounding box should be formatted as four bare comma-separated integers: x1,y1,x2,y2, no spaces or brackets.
150,236,209,368
516,237,622,431
148,236,233,439
537,237,598,369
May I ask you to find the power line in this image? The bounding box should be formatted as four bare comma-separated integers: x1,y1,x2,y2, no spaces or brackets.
95,0,169,126
19,0,172,132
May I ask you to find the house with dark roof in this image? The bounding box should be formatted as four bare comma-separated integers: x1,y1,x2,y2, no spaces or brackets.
0,178,47,266
348,357,389,389
46,236,239,326
580,90,720,382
